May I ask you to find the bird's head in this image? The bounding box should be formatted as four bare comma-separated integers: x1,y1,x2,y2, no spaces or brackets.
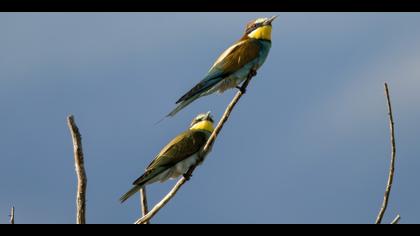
189,111,215,132
244,15,278,41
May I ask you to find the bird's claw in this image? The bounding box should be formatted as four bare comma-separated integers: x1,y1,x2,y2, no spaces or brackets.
183,173,192,180
250,69,257,77
236,86,247,94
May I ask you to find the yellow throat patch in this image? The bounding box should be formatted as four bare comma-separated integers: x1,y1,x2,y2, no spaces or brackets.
248,25,272,40
190,120,215,133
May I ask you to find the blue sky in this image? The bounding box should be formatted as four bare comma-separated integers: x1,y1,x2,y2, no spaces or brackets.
1,13,420,224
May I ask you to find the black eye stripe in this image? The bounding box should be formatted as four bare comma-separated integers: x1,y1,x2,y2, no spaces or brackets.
247,23,262,34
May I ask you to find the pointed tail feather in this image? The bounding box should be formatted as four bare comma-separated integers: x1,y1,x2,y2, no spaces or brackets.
168,78,221,117
176,78,220,104
167,94,201,117
120,168,165,203
120,185,143,203
154,115,167,125
154,97,197,124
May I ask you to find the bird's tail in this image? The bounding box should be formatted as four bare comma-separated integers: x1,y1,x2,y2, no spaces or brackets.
119,185,143,203
120,168,164,203
165,77,221,118
166,94,201,117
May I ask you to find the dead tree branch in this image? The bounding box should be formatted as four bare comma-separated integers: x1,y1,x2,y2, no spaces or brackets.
134,176,189,224
9,206,14,224
67,115,87,224
375,83,397,224
140,187,150,224
390,214,401,224
134,69,257,224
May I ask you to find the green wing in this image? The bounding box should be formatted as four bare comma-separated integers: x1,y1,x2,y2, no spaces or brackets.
132,129,209,185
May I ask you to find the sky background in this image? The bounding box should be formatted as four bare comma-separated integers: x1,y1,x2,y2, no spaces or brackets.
1,13,420,224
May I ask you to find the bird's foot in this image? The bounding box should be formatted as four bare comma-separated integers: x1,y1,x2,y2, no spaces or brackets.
250,69,257,77
183,173,192,181
236,86,247,94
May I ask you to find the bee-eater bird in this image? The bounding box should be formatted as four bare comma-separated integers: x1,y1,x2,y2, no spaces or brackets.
120,112,215,203
166,16,277,117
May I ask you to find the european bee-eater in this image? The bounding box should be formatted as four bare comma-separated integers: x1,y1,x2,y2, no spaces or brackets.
120,112,215,203
167,16,277,117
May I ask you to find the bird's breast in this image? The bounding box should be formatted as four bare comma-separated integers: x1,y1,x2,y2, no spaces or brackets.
171,153,203,178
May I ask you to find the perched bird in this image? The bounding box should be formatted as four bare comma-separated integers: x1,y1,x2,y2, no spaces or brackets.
120,112,215,203
167,16,277,117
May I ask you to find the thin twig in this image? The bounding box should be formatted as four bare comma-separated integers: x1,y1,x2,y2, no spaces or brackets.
390,214,401,224
140,187,150,224
135,177,188,224
67,115,87,224
134,69,257,224
9,206,14,224
375,83,397,224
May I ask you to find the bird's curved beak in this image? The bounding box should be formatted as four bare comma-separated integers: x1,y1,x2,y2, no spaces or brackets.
205,111,213,122
266,15,278,25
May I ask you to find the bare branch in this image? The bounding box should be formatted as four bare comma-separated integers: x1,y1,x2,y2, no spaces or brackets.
390,214,401,224
140,187,150,224
375,83,397,224
9,206,14,224
134,69,257,224
135,177,188,224
67,115,87,224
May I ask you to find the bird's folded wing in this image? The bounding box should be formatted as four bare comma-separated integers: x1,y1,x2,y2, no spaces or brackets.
145,130,209,170
207,38,261,78
175,39,261,104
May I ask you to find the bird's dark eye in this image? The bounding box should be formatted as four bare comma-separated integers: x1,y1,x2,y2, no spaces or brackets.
251,23,261,31
246,23,258,34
